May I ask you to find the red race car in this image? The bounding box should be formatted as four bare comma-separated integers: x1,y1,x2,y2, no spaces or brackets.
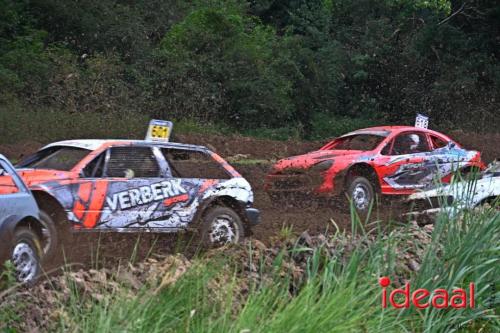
265,126,484,214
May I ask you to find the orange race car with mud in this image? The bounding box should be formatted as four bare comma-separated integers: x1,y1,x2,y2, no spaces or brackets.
265,126,485,214
2,137,260,268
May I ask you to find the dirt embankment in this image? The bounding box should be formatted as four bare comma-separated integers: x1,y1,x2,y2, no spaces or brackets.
170,131,500,241
448,131,499,163
1,131,497,163
0,131,498,250
180,131,500,163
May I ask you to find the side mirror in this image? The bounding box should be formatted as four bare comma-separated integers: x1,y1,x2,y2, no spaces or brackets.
446,142,456,149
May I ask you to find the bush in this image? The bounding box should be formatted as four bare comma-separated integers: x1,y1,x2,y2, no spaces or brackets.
309,113,379,140
157,5,295,128
1,0,499,140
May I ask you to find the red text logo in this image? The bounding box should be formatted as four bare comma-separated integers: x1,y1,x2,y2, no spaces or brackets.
379,277,475,309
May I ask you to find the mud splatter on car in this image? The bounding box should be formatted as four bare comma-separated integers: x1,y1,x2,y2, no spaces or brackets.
265,126,484,215
11,139,260,258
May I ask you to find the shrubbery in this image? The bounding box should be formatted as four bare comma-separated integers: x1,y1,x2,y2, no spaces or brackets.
0,0,498,140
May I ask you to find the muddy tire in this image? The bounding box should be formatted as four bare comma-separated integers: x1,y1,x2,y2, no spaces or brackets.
347,176,375,217
200,206,244,247
11,228,43,285
39,211,60,262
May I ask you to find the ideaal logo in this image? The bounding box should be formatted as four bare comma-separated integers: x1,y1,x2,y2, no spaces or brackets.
379,277,475,309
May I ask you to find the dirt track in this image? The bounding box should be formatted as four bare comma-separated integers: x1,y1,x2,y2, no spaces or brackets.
1,131,498,264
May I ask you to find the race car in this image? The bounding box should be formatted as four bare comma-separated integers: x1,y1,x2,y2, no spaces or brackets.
7,139,260,259
0,154,44,284
407,161,499,218
265,126,484,214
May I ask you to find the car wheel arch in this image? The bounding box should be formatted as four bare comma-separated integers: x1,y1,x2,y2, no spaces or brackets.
31,191,66,221
478,196,499,207
344,163,381,192
14,216,45,241
195,195,246,225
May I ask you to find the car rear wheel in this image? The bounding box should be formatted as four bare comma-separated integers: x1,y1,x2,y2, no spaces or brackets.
11,228,42,285
200,207,244,247
347,176,375,216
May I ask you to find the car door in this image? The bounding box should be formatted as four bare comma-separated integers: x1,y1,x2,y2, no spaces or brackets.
77,146,180,230
0,159,36,218
376,131,440,191
426,134,476,182
160,148,233,227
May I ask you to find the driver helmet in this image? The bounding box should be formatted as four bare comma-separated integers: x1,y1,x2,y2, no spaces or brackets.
409,134,420,151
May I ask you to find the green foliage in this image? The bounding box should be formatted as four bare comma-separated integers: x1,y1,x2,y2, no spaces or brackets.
242,125,302,141
0,6,52,96
0,0,499,141
0,104,231,145
0,261,17,290
27,0,186,62
158,4,295,128
309,113,379,140
407,210,500,331
2,205,496,331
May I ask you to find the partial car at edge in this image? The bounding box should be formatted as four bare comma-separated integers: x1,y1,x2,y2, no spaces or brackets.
407,161,500,218
0,154,44,284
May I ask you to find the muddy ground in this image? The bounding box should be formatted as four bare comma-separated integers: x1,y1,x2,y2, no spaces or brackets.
0,131,498,265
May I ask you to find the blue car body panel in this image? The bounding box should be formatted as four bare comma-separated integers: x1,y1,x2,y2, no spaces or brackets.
0,155,40,263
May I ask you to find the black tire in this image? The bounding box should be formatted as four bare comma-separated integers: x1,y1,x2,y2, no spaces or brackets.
455,167,481,182
199,206,244,247
39,210,60,263
347,176,375,217
11,228,43,285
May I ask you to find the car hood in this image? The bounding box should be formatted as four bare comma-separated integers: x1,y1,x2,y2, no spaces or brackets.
272,149,365,172
16,169,75,187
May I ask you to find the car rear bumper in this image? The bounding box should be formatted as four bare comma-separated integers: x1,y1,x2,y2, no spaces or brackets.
245,207,261,225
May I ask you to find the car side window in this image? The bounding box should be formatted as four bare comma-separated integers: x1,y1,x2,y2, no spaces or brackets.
0,163,20,194
81,153,106,178
391,132,430,155
381,140,393,155
161,149,230,179
105,147,161,178
430,135,449,150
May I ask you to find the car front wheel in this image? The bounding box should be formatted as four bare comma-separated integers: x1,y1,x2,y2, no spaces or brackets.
347,176,375,216
201,206,244,247
11,228,42,284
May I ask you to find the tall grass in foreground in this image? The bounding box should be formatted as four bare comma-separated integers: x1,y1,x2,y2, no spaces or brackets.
403,209,499,332
52,206,499,333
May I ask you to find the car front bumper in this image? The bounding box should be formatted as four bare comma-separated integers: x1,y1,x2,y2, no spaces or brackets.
245,207,261,225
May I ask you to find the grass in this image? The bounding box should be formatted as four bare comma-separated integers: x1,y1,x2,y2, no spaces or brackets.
0,103,231,144
0,101,380,144
0,110,498,332
1,203,497,332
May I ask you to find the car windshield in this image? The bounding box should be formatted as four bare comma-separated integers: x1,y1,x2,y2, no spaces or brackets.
321,134,386,151
17,146,91,171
